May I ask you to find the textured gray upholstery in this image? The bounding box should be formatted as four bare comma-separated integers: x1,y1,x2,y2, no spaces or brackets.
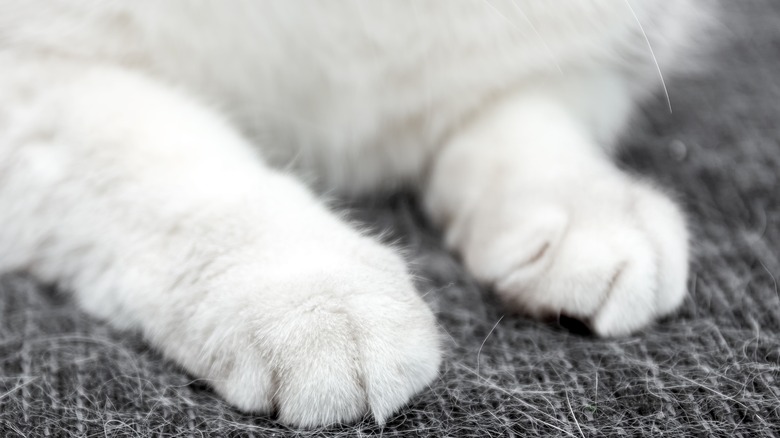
1,1,779,436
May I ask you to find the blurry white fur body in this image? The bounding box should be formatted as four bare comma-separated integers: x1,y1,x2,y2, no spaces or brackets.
0,1,703,427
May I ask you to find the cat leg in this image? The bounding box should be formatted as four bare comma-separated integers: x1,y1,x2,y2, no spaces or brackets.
0,54,440,427
424,78,688,337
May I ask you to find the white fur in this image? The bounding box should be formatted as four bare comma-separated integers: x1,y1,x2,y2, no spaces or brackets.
0,0,705,427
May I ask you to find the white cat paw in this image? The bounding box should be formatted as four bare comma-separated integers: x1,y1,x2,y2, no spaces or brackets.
191,251,441,427
456,177,688,337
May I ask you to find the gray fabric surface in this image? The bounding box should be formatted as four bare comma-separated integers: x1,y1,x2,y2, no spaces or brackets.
2,1,779,436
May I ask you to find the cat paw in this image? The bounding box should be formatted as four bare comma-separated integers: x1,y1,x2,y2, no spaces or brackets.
186,251,441,427
455,177,688,336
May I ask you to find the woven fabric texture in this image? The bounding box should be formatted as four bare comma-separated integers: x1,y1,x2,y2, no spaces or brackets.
1,1,779,436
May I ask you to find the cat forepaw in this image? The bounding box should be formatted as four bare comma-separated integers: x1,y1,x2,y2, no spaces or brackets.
459,178,688,337
198,255,441,427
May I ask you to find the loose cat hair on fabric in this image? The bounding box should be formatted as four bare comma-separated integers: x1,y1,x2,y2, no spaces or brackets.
0,0,712,427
